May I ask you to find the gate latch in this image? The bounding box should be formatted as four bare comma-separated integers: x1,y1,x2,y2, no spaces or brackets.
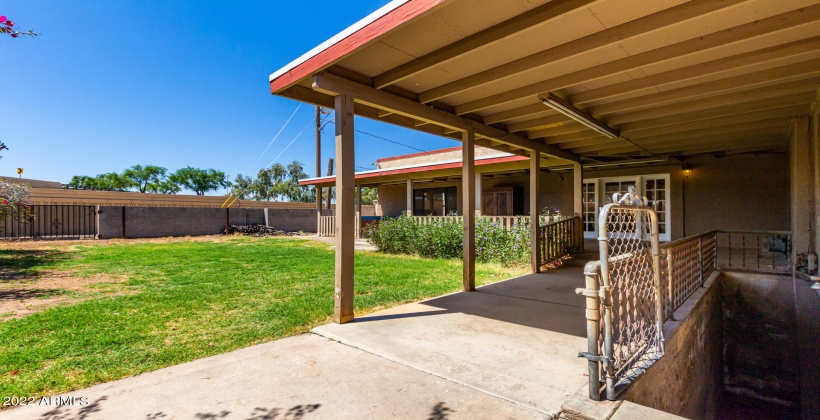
575,285,610,300
578,352,612,367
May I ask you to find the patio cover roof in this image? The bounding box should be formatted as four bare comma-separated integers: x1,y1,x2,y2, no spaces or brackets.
270,0,820,162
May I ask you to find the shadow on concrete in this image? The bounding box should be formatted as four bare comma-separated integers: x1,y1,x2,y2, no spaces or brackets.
427,402,454,420
353,264,589,338
34,397,321,420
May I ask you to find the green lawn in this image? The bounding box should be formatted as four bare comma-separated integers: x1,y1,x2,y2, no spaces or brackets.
0,237,526,398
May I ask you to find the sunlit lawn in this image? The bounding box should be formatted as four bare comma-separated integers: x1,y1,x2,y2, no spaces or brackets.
0,236,527,399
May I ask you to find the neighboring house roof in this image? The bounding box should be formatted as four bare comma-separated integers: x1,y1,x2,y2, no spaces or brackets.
299,149,527,187
2,177,63,189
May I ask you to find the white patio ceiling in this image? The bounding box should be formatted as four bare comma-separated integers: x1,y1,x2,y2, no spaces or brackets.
270,0,820,164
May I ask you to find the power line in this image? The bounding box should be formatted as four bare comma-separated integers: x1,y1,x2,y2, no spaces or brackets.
240,104,302,176
322,120,425,152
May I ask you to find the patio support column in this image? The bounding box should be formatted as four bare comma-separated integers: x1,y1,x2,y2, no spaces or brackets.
573,162,584,252
475,172,483,216
791,115,811,259
316,187,322,235
462,130,476,291
530,150,541,274
813,96,820,259
334,93,355,324
356,185,362,239
406,179,413,216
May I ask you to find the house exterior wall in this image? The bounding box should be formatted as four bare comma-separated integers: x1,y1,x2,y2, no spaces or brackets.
374,153,789,240
683,153,789,234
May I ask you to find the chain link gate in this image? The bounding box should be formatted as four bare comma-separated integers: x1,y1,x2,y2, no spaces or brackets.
577,186,664,401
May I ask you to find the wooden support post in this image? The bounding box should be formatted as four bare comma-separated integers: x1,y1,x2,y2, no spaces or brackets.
463,130,476,291
530,150,540,274
406,179,414,215
573,162,584,252
791,116,811,258
334,93,355,324
475,172,483,216
356,185,363,239
121,206,126,239
225,208,230,235
316,187,322,235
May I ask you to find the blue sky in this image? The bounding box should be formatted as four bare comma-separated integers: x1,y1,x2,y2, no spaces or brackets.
1,1,458,193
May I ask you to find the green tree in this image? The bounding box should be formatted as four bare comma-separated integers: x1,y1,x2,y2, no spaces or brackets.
274,161,314,202
230,174,255,199
123,165,168,193
251,164,287,201
170,167,228,196
94,172,135,191
361,187,378,205
146,180,181,195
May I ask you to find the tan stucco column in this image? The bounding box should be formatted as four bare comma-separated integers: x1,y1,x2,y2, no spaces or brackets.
406,179,413,216
573,162,584,252
334,93,355,324
791,116,812,260
462,130,476,291
530,150,541,274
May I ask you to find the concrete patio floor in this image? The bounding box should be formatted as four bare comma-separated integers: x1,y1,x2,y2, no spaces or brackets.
314,264,591,417
0,334,541,420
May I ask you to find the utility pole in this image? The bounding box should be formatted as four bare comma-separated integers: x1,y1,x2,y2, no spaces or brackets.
315,106,322,209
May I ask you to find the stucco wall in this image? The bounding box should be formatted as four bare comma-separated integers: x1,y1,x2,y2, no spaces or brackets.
621,274,723,420
682,153,789,233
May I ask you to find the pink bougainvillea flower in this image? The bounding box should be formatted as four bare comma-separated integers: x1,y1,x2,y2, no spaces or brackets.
2,200,8,205
0,16,6,23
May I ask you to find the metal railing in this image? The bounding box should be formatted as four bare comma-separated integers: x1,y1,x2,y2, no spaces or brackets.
579,227,793,401
412,215,556,230
539,216,582,265
1,205,97,240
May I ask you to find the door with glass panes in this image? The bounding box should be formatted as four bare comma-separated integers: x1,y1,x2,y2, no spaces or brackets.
582,175,670,242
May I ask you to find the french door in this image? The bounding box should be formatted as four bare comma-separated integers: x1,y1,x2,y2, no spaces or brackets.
582,174,671,242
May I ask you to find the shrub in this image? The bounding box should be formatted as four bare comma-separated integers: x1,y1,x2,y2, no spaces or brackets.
364,213,531,265
0,178,33,231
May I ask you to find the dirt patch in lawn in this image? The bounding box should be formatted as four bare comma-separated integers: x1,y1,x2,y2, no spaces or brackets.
0,270,128,321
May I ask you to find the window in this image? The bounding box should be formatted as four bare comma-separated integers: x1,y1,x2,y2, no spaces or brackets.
644,177,667,235
413,187,457,216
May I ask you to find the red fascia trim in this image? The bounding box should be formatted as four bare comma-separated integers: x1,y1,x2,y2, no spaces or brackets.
375,146,463,163
269,0,446,94
298,155,528,186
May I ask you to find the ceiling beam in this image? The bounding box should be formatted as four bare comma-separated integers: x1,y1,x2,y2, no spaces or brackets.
572,35,820,106
592,60,820,117
593,132,788,156
605,78,820,126
372,0,598,89
311,72,580,162
507,112,569,133
417,0,747,104
559,125,789,151
621,104,810,139
526,122,587,139
453,5,820,115
572,118,791,154
614,92,816,132
482,60,820,125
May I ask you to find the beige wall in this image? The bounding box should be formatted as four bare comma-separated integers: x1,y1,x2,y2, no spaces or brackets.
376,153,790,241
682,153,789,234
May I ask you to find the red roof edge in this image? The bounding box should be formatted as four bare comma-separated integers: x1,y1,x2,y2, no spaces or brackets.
298,155,528,186
375,146,463,163
269,0,446,94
